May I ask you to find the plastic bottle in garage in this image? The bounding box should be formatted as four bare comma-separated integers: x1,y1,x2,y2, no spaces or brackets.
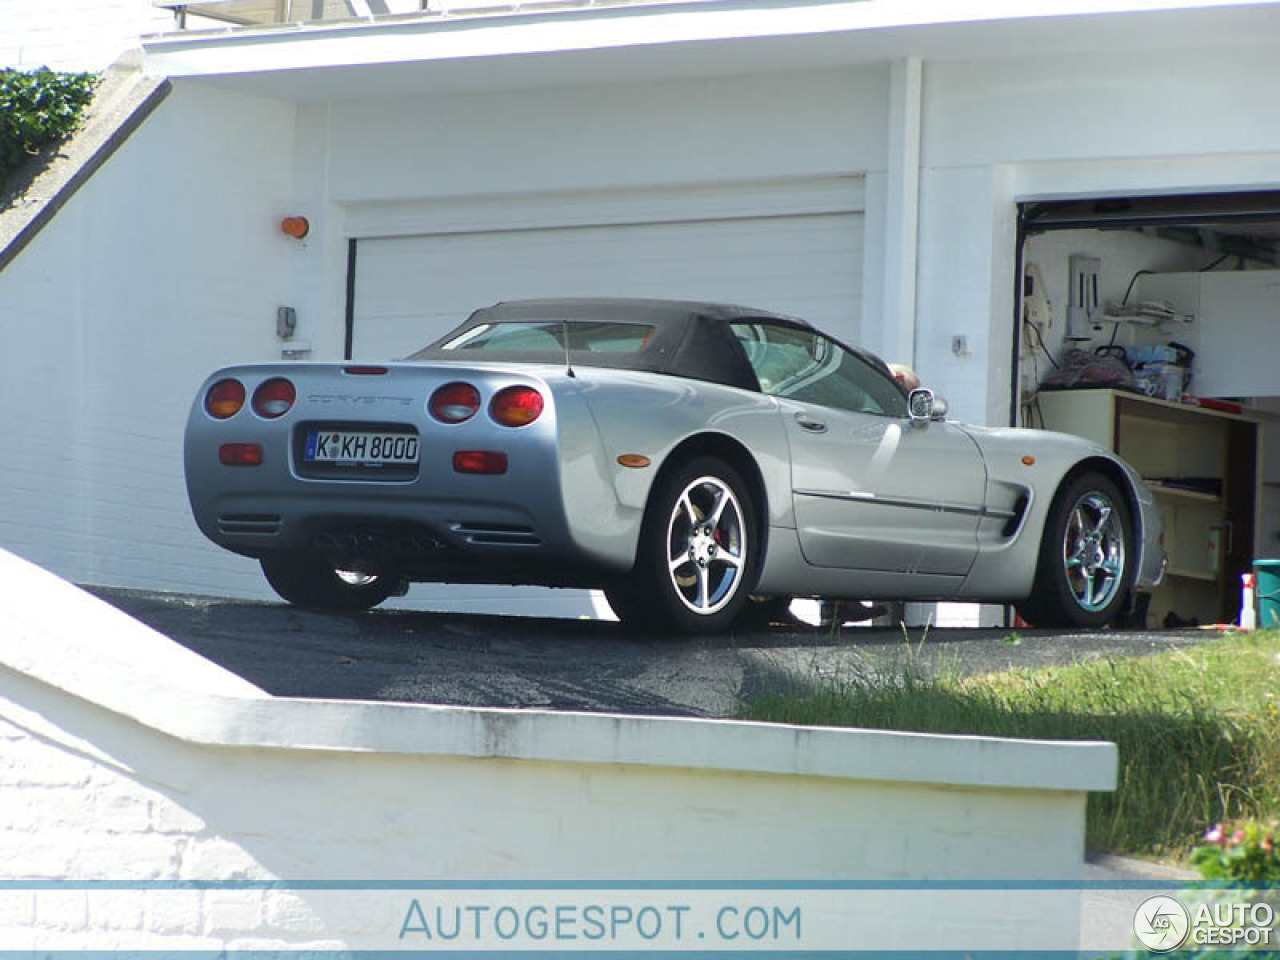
1240,572,1256,631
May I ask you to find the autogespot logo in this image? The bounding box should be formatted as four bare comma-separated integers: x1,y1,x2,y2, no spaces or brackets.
1133,895,1191,952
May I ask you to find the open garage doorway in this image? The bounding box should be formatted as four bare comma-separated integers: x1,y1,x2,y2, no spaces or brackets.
1013,190,1280,628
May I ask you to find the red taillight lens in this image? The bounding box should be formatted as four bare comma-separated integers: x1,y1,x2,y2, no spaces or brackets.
204,379,246,419
252,378,296,419
453,450,508,475
219,443,263,466
343,365,387,375
429,382,481,424
490,386,544,427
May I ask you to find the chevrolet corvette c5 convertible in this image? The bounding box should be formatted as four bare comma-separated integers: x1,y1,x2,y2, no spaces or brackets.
184,298,1164,633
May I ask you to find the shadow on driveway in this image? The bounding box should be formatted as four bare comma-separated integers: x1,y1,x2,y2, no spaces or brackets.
87,586,1213,718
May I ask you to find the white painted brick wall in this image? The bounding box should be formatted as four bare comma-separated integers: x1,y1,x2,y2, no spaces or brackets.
0,688,1096,948
0,0,173,71
0,81,296,601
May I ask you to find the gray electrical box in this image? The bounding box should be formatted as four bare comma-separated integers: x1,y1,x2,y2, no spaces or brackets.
277,306,297,340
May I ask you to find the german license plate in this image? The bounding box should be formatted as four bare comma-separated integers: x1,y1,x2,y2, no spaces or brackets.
304,431,419,465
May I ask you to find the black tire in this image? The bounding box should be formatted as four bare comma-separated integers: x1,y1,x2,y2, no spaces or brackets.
260,553,396,612
1017,471,1134,629
631,456,759,634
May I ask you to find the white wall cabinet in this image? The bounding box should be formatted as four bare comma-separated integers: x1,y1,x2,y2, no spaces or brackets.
1137,269,1280,400
1038,389,1258,627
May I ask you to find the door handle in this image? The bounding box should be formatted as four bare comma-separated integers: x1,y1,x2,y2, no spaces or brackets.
794,413,828,433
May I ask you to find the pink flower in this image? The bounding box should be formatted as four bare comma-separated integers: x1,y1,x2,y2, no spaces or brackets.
1204,825,1225,844
1230,829,1248,846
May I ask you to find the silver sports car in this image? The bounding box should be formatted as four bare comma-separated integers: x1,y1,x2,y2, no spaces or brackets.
185,298,1164,633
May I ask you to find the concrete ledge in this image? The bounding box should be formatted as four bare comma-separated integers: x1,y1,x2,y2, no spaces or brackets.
0,547,1117,792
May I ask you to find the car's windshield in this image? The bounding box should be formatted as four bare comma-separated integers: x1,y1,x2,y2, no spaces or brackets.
432,320,654,354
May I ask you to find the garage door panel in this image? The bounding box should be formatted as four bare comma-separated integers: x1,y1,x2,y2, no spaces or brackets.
353,213,863,360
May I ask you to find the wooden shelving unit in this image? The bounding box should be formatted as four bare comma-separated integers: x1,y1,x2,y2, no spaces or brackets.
1037,388,1259,627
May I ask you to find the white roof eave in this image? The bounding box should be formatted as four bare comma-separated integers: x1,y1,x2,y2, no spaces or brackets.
140,0,1280,101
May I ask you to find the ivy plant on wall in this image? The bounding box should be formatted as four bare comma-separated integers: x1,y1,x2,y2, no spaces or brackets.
0,68,98,185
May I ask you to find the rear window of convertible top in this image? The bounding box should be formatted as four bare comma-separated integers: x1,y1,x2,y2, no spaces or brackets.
439,320,654,354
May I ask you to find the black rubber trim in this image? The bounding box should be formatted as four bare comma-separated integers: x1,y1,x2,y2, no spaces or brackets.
344,238,357,361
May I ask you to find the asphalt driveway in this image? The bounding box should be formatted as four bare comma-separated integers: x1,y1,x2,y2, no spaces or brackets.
88,586,1216,718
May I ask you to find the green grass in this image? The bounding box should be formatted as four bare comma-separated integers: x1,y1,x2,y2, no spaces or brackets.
739,630,1280,861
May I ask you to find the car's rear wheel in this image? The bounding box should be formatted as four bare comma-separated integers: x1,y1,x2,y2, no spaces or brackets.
1017,471,1134,629
630,456,758,634
260,553,396,612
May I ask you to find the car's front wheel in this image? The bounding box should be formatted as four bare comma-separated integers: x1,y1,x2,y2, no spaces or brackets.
260,553,396,612
630,456,758,634
1017,471,1134,628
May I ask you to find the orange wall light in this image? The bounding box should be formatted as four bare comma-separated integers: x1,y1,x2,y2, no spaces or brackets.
280,216,310,239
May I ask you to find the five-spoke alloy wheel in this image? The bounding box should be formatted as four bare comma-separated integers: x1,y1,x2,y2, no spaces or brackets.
1062,489,1127,614
665,473,748,616
618,456,759,633
1017,471,1134,628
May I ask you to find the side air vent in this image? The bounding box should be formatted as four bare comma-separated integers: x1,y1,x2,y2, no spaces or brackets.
217,514,283,535
452,523,541,547
1002,494,1031,538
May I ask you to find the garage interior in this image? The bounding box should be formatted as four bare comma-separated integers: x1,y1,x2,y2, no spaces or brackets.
1016,191,1280,628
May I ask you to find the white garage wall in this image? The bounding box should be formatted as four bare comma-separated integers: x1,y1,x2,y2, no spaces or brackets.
0,83,298,599
923,45,1280,170
325,68,890,204
912,41,1280,426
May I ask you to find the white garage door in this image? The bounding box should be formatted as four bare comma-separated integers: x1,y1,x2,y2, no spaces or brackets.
348,181,864,617
352,191,864,360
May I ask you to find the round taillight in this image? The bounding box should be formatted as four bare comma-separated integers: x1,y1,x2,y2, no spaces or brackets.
252,377,296,419
204,379,245,419
490,386,544,427
429,382,481,424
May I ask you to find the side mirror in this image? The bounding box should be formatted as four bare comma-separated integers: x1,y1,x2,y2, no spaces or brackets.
908,388,948,423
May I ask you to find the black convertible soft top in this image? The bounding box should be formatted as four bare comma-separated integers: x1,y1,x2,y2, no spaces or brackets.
410,297,888,392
